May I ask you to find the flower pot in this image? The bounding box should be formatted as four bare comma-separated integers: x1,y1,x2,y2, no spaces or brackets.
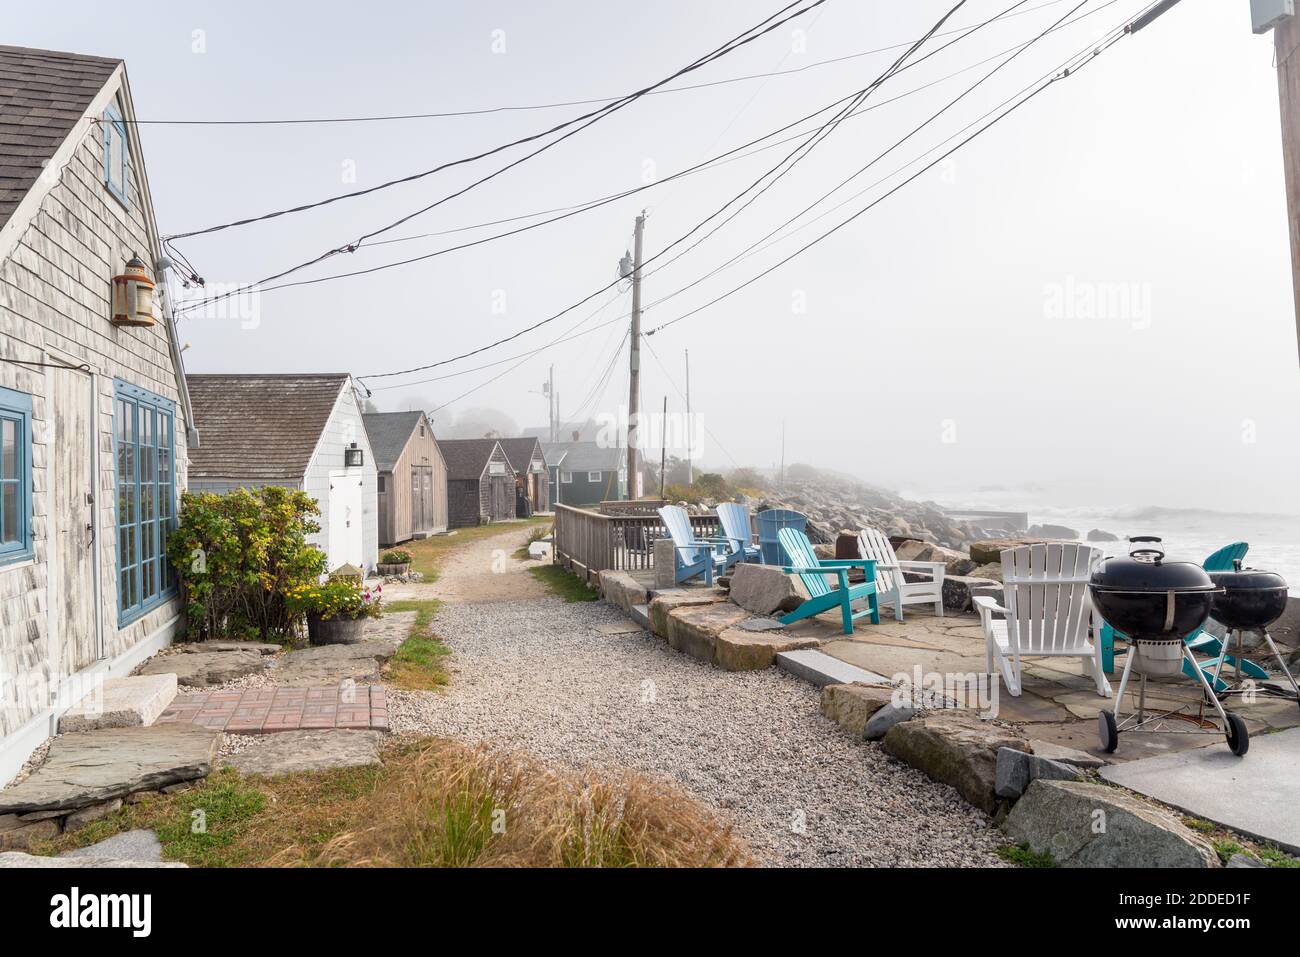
307,612,367,646
376,562,411,577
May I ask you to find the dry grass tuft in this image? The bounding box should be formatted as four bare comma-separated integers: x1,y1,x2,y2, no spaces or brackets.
308,738,752,868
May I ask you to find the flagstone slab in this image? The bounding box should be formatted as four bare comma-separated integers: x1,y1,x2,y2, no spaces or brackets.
0,725,219,814
775,649,889,687
139,649,269,688
223,730,385,774
272,613,413,685
1,851,185,868
61,829,163,862
1100,726,1300,854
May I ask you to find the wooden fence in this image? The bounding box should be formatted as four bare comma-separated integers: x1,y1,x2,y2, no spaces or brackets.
553,503,722,582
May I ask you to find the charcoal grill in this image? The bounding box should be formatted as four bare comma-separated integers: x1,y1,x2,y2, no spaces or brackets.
1090,537,1248,756
1203,561,1297,709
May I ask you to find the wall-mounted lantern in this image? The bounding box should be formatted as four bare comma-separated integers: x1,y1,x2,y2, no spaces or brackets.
111,255,156,327
344,442,364,467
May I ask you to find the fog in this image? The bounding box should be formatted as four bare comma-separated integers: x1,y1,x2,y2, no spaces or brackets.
12,0,1297,514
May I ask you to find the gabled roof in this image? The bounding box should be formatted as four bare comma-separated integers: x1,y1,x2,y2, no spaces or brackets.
0,45,120,229
363,411,429,472
542,441,624,472
437,438,505,481
186,374,350,481
497,437,544,474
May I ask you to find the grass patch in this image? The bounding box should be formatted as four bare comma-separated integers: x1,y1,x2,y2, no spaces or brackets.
513,524,552,560
1257,844,1300,868
384,599,450,690
35,739,750,868
403,517,551,582
997,843,1057,868
1181,816,1216,833
528,565,599,602
1212,839,1245,864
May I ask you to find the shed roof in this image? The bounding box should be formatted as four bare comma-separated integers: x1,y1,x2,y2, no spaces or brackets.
541,441,624,472
497,437,544,474
186,374,350,481
362,411,428,472
437,438,505,481
0,45,120,229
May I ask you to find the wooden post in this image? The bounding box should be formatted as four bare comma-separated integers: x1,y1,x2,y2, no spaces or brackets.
627,212,645,499
1274,14,1300,362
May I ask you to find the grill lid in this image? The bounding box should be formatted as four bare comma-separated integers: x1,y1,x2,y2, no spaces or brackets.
1208,561,1288,592
1089,537,1219,594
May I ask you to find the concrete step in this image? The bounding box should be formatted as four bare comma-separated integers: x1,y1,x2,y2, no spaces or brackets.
629,603,651,629
58,674,178,734
775,649,889,688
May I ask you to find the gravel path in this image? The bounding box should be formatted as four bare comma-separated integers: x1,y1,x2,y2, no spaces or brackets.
391,596,1006,867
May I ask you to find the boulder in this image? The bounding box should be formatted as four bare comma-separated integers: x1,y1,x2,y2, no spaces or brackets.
664,601,750,666
61,828,163,863
969,562,1004,582
969,538,1059,566
138,649,268,688
898,541,976,576
728,563,807,616
939,575,1000,614
648,591,725,638
864,703,916,741
598,570,648,614
1086,529,1119,542
715,628,820,671
1002,779,1219,868
1027,523,1080,539
895,540,930,562
820,683,895,739
994,747,1086,799
883,713,1029,814
1026,739,1106,770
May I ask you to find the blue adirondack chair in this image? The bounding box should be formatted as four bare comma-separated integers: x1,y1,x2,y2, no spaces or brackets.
716,503,761,565
757,508,807,565
657,505,730,586
1100,542,1265,692
776,527,880,635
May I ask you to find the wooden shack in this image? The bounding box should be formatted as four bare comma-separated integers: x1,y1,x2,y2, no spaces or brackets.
363,411,448,546
498,436,550,515
437,438,516,528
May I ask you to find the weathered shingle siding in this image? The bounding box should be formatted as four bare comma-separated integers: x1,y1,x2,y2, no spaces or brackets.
0,70,188,744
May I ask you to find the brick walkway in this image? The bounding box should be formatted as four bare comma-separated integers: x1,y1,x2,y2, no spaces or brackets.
157,685,389,733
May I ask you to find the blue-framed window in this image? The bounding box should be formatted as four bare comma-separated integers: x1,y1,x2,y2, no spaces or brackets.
114,381,176,624
103,102,129,208
0,387,34,566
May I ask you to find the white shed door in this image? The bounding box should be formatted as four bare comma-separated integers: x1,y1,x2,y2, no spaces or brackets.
327,471,364,571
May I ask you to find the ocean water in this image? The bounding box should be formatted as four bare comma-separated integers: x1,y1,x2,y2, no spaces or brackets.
910,495,1300,596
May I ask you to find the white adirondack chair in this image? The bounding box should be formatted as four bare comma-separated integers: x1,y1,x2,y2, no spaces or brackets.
855,527,945,620
973,543,1111,698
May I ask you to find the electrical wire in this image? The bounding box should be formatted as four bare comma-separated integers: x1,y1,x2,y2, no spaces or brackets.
164,0,827,245
116,0,1077,127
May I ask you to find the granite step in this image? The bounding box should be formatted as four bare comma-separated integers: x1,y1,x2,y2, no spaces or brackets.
775,649,890,688
58,674,178,734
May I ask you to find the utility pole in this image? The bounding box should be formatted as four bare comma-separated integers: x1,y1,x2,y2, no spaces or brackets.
626,211,646,499
659,395,668,499
1260,5,1300,363
684,349,693,485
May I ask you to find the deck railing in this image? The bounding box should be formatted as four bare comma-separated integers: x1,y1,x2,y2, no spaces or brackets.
553,503,722,581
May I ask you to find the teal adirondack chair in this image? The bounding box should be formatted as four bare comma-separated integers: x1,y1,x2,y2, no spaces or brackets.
716,503,761,565
775,527,880,635
1100,542,1265,692
757,508,806,565
657,505,730,586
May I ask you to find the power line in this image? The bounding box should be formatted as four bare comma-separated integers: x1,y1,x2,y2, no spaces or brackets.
354,0,980,384
642,1,1151,338
115,0,1076,127
164,0,826,245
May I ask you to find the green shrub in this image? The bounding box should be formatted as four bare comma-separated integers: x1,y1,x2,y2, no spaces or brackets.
167,486,326,642
380,549,413,565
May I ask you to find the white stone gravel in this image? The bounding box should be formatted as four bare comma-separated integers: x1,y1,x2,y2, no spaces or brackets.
389,597,1006,867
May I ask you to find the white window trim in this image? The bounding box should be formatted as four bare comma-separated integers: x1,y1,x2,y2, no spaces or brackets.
587,470,602,482
560,471,573,484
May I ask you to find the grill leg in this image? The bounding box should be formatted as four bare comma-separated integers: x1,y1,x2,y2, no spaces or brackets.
1259,630,1300,701
1184,644,1232,725
1112,648,1136,727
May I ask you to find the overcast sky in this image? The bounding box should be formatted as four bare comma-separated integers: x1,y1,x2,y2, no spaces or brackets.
11,0,1299,513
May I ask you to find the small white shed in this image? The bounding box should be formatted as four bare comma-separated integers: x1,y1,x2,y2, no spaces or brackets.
186,374,379,572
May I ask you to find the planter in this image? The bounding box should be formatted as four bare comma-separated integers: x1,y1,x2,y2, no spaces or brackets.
306,612,367,646
376,562,411,577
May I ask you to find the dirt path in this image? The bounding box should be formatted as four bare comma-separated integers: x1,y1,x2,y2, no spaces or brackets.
388,523,552,605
